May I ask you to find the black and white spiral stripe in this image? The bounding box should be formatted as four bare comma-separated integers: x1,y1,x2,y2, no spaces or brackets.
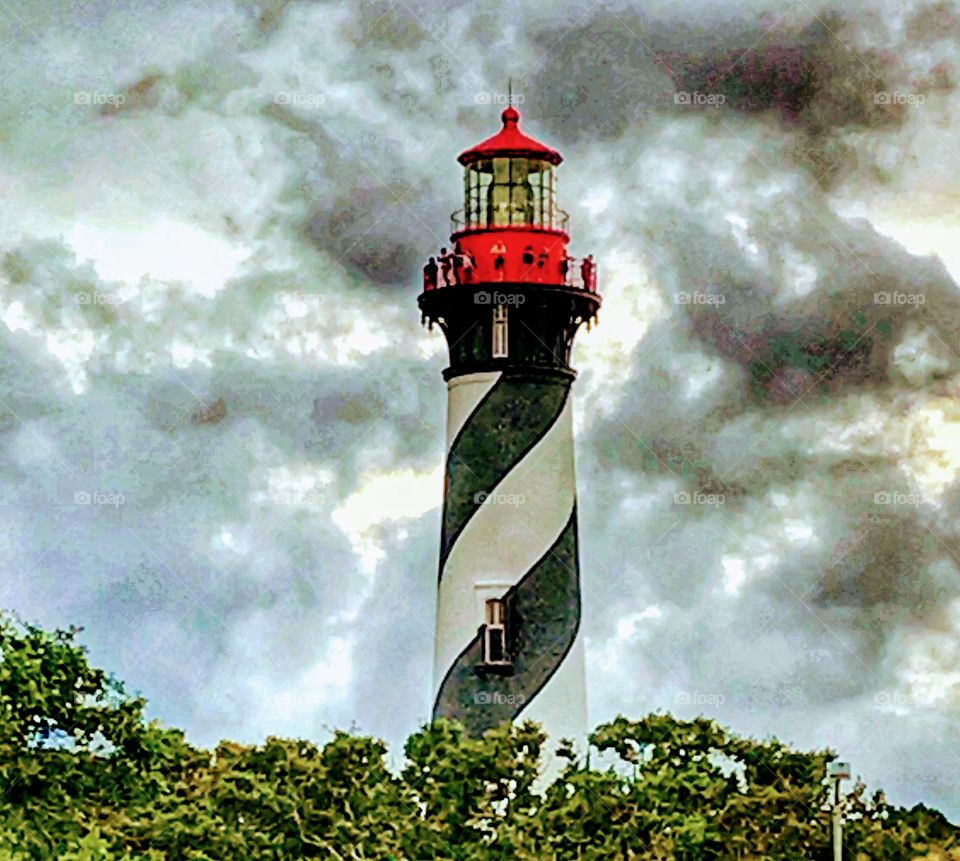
432,370,587,744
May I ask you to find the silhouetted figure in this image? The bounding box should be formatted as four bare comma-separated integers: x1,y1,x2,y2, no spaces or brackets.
559,254,569,283
521,244,535,279
460,246,476,283
452,242,465,285
580,254,597,290
439,247,452,287
424,256,438,290
490,240,506,281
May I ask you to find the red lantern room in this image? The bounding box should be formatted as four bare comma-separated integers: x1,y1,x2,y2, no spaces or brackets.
422,106,599,292
458,105,561,219
419,105,600,381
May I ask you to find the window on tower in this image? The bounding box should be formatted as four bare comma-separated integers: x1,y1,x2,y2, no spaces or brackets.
492,304,508,358
481,598,511,667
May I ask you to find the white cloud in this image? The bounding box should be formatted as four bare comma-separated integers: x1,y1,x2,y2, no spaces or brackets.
3,0,960,822
65,220,248,297
332,465,441,576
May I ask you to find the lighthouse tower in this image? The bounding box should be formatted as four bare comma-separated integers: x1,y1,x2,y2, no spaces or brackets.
419,105,600,755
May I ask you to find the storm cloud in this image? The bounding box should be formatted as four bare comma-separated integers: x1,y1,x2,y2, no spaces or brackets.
1,0,960,820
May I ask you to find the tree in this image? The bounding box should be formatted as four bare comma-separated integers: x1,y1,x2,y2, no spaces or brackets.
0,612,957,859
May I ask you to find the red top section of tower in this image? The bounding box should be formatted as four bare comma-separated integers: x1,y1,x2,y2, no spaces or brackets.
457,106,563,166
419,104,598,296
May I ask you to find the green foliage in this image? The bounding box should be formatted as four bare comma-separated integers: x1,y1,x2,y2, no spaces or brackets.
0,612,957,860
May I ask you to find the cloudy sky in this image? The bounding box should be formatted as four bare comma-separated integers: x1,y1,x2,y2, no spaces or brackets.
3,0,960,819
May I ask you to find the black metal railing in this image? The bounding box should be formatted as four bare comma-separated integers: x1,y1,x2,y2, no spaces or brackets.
422,251,597,293
450,205,570,234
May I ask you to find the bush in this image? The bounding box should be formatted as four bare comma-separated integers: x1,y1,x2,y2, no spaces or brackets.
1,613,956,860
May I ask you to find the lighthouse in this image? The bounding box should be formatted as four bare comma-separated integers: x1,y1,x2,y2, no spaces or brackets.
419,105,600,756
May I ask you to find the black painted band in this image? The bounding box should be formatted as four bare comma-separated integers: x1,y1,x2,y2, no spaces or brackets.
433,506,580,735
438,375,571,581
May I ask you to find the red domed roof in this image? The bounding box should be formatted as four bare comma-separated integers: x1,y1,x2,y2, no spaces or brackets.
457,106,562,166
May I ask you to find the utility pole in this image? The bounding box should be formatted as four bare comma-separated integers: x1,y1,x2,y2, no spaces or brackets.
828,760,851,861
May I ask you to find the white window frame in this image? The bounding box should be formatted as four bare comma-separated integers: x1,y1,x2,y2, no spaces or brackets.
475,582,512,667
482,598,509,665
492,304,508,358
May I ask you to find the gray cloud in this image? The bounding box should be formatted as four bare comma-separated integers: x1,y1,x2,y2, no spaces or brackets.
2,0,960,822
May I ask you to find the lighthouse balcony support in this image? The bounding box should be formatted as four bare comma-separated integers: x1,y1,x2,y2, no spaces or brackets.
417,282,600,380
